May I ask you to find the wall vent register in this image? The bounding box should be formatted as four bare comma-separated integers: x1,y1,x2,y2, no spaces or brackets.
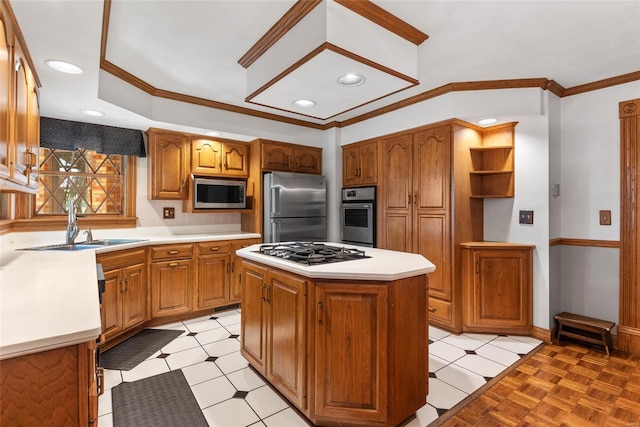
257,242,370,265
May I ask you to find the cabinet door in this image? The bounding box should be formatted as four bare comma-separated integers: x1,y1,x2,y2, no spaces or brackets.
121,263,147,329
414,125,450,211
150,259,194,318
262,142,293,171
293,146,321,174
342,145,360,187
25,82,38,188
191,138,222,176
267,269,307,409
148,131,189,199
101,269,123,341
222,142,249,177
415,213,450,300
11,44,28,186
462,248,532,334
229,239,261,303
197,254,230,309
0,17,10,180
358,141,377,185
315,284,388,423
240,262,268,373
381,134,413,251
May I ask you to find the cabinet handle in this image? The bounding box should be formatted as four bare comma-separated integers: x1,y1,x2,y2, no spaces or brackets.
231,263,234,273
238,273,242,284
224,155,229,170
209,247,220,252
167,250,179,255
168,262,179,267
317,301,323,324
123,278,129,292
97,367,105,396
266,286,271,303
119,280,124,293
476,261,479,274
428,307,437,313
261,284,267,301
414,193,417,205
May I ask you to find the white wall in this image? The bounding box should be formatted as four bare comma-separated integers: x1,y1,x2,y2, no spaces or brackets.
548,92,563,325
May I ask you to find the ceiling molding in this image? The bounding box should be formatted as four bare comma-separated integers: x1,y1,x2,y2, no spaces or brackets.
334,0,428,45
2,0,40,87
238,0,322,69
562,70,640,97
98,0,639,131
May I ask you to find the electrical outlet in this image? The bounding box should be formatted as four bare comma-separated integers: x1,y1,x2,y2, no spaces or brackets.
519,210,534,225
599,210,611,225
163,207,175,219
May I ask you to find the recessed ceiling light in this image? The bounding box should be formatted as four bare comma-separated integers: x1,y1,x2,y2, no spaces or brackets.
293,99,316,108
205,131,221,137
478,118,498,125
45,59,83,74
337,73,365,87
81,109,105,117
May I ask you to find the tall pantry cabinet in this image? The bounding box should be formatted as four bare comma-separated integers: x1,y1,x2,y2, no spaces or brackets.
379,120,498,332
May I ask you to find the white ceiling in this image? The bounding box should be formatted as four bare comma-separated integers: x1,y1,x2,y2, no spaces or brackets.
9,0,640,140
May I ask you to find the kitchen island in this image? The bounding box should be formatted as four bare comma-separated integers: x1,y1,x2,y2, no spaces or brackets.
236,243,435,427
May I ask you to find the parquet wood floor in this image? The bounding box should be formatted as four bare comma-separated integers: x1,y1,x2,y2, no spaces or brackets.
437,342,640,427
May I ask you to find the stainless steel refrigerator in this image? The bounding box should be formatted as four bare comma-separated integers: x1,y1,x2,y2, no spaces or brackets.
263,172,327,243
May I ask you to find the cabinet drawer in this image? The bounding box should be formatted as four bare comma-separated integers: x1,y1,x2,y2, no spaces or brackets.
198,241,230,254
149,244,194,260
97,249,146,271
428,297,452,323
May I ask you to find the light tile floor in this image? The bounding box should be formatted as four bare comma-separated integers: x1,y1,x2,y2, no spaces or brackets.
98,308,542,427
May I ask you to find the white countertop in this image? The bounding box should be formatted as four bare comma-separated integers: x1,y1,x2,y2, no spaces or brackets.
0,229,260,360
237,243,435,281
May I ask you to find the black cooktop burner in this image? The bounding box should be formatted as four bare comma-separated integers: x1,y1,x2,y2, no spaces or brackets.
257,242,370,265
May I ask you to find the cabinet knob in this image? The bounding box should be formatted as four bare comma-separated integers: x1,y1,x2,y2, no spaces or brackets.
167,250,179,255
428,307,437,313
209,247,220,252
168,262,179,267
317,301,323,324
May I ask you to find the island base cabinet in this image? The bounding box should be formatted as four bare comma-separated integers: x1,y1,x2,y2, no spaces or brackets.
314,284,389,425
0,341,98,426
240,261,307,410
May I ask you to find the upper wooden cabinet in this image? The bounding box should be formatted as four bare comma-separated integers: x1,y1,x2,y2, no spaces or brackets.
0,5,40,193
191,137,249,178
342,140,377,187
461,242,534,335
260,140,322,174
147,129,190,200
469,123,517,198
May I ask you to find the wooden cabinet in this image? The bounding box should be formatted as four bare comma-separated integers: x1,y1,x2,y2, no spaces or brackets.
150,243,194,318
0,4,40,193
342,140,378,187
378,119,517,333
0,340,99,426
240,261,307,409
196,241,231,309
469,123,516,198
461,242,534,335
147,129,190,200
314,283,388,423
97,249,147,342
229,238,261,303
261,140,322,174
191,137,249,177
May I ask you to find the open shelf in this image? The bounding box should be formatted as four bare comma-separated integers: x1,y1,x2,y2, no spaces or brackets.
469,123,516,198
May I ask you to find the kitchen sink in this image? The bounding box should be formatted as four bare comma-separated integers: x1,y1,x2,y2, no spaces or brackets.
17,239,147,251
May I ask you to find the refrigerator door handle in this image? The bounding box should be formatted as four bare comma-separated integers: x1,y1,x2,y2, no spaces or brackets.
271,222,281,242
271,187,280,214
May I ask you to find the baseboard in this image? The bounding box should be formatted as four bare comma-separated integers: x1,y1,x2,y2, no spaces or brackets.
617,325,640,354
530,325,555,343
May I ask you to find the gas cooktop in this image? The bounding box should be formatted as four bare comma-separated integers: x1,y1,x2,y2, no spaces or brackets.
257,242,370,265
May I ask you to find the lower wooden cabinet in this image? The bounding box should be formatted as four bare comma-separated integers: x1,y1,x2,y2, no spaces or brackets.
97,249,147,342
0,340,100,426
196,241,231,309
229,238,261,303
241,261,307,409
241,259,429,427
150,243,195,318
461,242,534,335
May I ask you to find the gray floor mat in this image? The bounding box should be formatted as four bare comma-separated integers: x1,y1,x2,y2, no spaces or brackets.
100,329,184,371
112,369,207,427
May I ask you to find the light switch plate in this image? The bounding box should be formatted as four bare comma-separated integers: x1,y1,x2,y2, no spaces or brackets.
599,210,611,225
519,210,534,225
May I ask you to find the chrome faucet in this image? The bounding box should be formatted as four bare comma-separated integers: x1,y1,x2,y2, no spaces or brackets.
66,194,80,245
83,227,94,243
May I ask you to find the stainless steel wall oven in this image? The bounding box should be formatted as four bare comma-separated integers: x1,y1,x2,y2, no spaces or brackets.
341,186,376,247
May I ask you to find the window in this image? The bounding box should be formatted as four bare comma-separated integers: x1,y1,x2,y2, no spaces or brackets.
36,148,126,215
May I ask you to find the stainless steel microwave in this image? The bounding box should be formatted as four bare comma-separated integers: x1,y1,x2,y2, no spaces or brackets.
193,177,246,209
